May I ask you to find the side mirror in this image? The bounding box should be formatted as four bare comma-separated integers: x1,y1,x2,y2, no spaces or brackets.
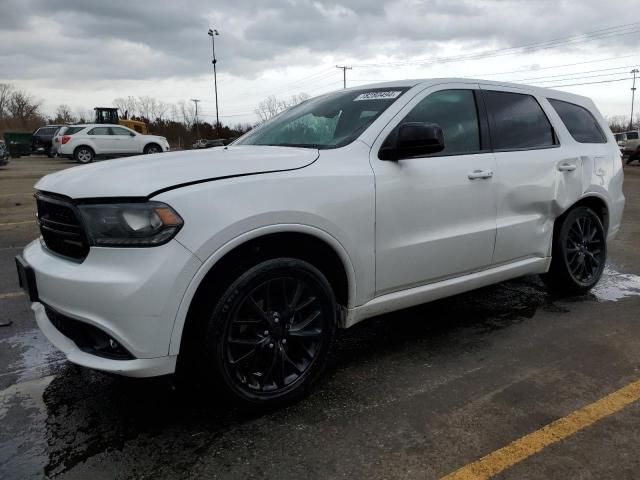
379,122,445,160
129,132,136,137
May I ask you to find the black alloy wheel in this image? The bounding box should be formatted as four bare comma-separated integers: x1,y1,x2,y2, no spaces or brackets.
542,206,606,294
565,212,605,284
207,258,337,405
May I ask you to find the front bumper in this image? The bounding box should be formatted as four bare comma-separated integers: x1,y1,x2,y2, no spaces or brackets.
22,238,202,376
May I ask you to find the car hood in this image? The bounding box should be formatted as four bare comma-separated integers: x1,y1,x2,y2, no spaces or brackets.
35,145,319,199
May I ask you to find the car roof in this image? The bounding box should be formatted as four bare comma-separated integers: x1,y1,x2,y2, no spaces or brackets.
345,77,593,106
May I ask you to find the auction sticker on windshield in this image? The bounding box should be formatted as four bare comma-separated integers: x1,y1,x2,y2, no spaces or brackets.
354,91,403,101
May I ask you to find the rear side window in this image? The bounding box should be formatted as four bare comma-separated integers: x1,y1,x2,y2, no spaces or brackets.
65,127,85,135
35,127,56,136
627,131,639,140
87,127,112,135
484,91,556,150
548,99,606,144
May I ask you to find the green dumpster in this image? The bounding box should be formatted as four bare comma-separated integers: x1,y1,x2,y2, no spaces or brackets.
3,132,32,158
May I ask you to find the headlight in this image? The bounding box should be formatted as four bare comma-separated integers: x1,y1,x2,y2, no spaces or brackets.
78,202,183,247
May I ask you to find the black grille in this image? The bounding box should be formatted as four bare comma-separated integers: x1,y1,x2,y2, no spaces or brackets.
36,194,90,260
45,305,134,360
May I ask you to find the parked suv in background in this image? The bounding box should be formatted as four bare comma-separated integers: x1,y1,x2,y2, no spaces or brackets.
32,124,65,157
17,79,624,407
0,140,9,166
56,124,170,163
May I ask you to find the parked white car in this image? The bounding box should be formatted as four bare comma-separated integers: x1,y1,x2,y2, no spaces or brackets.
56,124,170,163
17,79,624,406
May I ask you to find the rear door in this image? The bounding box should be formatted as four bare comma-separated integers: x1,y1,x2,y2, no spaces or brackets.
480,86,582,263
86,126,115,153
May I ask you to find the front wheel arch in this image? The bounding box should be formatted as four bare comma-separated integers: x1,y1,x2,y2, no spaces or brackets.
144,143,162,154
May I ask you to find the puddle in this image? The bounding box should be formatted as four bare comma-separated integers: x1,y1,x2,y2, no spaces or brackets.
592,267,640,302
0,376,54,480
0,329,65,384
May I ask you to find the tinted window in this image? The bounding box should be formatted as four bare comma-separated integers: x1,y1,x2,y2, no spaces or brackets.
548,99,606,144
400,89,481,155
484,91,555,150
87,127,112,135
111,127,133,135
65,127,85,135
627,131,639,140
35,127,57,136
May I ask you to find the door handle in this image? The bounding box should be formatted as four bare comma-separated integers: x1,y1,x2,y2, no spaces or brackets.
558,163,577,172
468,170,494,180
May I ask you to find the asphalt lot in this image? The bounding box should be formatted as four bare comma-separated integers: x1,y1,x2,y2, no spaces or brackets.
1,155,640,479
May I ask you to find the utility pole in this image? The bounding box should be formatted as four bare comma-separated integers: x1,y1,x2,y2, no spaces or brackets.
630,69,639,131
208,29,221,137
336,65,352,89
191,98,201,141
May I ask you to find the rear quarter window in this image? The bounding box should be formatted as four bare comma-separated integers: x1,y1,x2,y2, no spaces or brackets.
548,99,607,144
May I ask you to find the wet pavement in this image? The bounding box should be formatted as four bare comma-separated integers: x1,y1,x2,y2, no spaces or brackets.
1,157,640,479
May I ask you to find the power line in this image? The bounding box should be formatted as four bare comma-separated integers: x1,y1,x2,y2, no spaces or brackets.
545,77,634,88
526,69,639,85
352,22,640,68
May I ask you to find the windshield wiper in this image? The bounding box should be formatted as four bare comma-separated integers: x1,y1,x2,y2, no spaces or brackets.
263,143,324,149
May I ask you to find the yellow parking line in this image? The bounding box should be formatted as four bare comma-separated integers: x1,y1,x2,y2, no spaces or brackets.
441,379,640,480
0,220,35,227
0,291,24,300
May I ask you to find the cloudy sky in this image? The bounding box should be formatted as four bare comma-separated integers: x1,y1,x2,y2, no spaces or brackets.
1,0,639,125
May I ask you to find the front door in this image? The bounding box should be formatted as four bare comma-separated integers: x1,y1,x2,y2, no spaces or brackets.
110,126,140,154
370,84,497,295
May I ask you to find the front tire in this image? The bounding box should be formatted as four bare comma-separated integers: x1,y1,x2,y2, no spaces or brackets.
74,146,94,164
205,258,337,407
144,143,162,154
541,206,606,294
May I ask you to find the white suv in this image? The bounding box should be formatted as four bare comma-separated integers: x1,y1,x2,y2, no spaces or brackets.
16,79,624,406
57,124,170,163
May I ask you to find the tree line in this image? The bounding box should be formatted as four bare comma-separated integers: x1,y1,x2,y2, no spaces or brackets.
0,83,256,148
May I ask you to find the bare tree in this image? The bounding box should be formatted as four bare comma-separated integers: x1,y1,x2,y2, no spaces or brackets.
150,99,168,122
255,95,287,122
113,96,137,119
0,83,13,120
178,100,195,128
7,90,42,125
54,104,75,123
255,92,310,123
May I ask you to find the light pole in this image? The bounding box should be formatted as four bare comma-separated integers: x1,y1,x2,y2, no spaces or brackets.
630,68,639,131
208,28,220,137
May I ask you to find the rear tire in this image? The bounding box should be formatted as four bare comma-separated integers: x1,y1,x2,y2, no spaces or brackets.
203,258,337,407
74,146,94,164
541,206,606,295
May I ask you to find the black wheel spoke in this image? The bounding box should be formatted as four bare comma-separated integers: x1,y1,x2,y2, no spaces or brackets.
230,347,258,366
229,337,263,346
295,295,317,312
248,296,270,322
289,329,322,338
291,310,321,332
288,281,304,310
